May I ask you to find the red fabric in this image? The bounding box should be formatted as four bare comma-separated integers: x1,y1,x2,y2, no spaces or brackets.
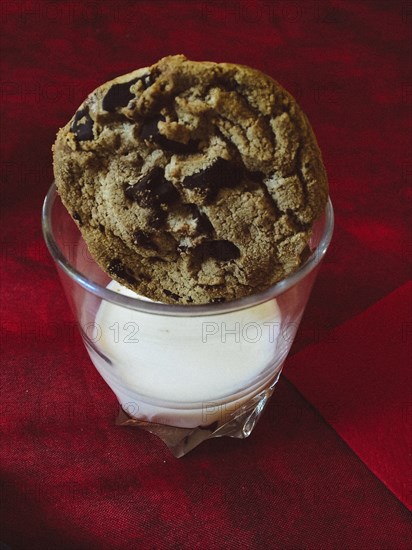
285,282,412,510
1,1,411,548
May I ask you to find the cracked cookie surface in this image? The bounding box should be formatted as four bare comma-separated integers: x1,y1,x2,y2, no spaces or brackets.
53,55,328,304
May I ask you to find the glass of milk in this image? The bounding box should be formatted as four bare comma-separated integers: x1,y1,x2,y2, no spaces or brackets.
43,184,334,457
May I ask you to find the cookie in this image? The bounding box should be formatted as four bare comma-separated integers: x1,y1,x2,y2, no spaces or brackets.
53,55,328,304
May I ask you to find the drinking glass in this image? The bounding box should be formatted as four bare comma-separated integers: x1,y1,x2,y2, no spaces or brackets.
42,183,334,457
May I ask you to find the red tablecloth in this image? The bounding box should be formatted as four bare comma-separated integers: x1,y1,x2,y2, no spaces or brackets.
1,1,411,548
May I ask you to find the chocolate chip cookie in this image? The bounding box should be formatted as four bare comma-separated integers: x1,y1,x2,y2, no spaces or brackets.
53,55,328,304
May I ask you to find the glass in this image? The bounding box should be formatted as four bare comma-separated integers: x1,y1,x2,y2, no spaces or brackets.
42,184,334,457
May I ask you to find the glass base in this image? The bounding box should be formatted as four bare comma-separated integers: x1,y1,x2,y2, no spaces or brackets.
116,373,280,457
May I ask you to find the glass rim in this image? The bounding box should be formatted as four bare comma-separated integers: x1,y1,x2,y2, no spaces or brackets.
42,183,334,317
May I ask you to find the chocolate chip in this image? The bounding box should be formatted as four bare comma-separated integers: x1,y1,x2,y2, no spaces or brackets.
139,115,165,139
154,135,199,154
124,167,179,208
183,158,243,200
71,107,94,141
195,211,214,235
149,211,167,229
98,224,105,233
102,77,139,112
72,211,82,225
137,271,152,283
141,73,154,89
221,79,239,92
107,259,137,285
300,245,312,264
186,204,214,236
163,289,180,301
199,240,241,261
133,230,158,251
140,115,199,154
247,170,265,183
